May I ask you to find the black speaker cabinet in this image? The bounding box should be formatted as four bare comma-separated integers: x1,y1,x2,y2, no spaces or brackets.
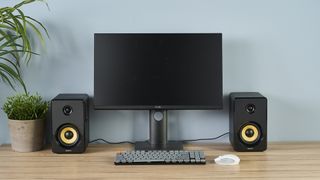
229,92,267,151
51,94,89,153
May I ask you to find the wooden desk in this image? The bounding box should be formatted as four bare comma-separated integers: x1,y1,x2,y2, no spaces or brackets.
0,142,320,179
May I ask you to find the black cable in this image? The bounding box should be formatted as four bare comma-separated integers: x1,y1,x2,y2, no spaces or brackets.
89,132,229,145
181,132,229,143
89,138,135,144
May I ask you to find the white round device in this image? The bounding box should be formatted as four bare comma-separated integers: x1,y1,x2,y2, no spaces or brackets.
214,154,240,165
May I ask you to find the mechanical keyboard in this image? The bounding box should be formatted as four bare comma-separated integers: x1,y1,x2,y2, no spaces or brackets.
114,150,206,165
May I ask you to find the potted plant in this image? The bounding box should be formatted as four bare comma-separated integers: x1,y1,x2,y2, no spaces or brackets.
0,0,49,152
2,94,48,152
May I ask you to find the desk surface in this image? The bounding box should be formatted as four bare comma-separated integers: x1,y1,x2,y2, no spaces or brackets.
0,142,320,179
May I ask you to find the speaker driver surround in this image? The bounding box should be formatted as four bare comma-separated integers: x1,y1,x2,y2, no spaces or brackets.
57,124,79,147
239,123,261,145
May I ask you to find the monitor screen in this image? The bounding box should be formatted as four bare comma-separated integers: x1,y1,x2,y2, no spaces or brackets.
94,33,222,109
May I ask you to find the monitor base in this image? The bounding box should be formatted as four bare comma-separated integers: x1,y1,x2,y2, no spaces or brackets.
134,141,183,150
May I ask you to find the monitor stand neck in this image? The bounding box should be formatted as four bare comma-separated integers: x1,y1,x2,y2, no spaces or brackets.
134,109,183,150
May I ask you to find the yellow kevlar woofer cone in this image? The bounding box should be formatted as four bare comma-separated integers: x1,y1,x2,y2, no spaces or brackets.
240,124,260,144
58,126,79,146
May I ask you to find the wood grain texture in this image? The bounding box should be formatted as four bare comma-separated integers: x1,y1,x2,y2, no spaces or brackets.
1,142,320,180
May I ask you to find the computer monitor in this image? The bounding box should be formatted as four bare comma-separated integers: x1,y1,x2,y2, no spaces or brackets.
94,33,223,150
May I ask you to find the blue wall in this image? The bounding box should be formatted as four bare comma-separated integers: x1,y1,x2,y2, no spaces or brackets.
1,0,320,144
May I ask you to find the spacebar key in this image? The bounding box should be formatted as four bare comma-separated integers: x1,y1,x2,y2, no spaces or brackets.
134,159,165,163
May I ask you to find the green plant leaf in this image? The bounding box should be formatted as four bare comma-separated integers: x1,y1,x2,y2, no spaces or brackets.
23,15,50,39
13,0,37,9
0,35,21,50
0,49,38,57
0,24,15,31
6,11,32,61
0,56,21,75
0,29,20,63
16,9,27,35
0,62,27,93
0,69,17,91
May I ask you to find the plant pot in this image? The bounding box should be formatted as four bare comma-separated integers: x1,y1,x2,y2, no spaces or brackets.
8,119,45,152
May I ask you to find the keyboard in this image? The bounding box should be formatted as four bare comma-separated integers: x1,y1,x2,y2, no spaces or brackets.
114,150,206,165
